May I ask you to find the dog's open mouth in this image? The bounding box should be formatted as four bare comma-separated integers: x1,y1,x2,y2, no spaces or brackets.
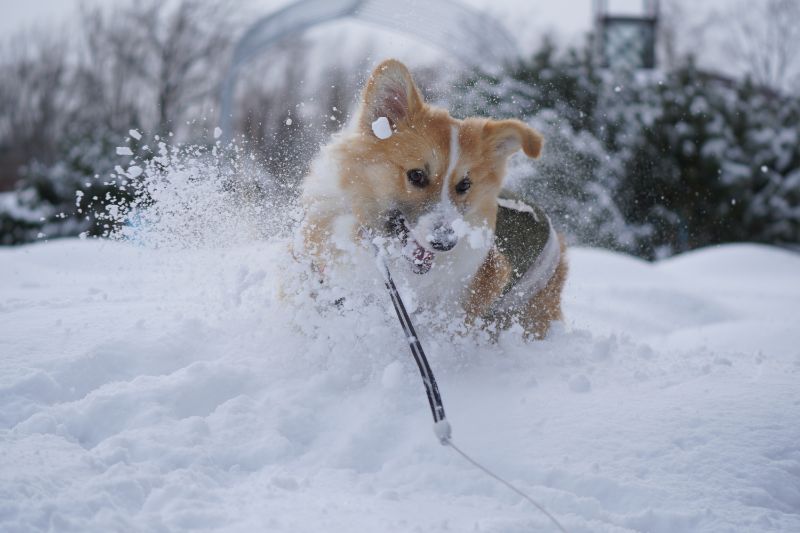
408,241,434,274
388,212,434,275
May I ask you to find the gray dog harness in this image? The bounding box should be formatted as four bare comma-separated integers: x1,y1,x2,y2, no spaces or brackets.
490,194,561,313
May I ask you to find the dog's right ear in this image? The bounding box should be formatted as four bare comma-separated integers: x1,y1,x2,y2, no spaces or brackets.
359,59,423,133
483,119,544,161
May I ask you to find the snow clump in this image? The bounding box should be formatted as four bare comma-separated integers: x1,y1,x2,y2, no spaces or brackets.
371,116,393,139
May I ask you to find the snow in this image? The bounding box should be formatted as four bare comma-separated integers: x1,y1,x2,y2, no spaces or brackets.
1,236,799,532
128,129,142,141
0,192,50,223
115,147,133,156
126,165,143,178
371,116,393,140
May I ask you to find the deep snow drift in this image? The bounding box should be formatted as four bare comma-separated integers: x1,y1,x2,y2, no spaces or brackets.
1,235,799,532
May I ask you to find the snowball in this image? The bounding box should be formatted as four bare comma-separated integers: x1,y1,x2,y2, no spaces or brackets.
381,361,404,389
569,374,592,393
213,127,222,139
116,147,133,156
271,476,299,491
285,118,293,126
371,116,392,140
128,129,142,140
127,166,143,178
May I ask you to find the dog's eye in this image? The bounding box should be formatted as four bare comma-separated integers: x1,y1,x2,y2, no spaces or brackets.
406,168,428,188
455,177,471,194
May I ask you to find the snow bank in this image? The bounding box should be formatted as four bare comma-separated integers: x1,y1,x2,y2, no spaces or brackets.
2,236,799,532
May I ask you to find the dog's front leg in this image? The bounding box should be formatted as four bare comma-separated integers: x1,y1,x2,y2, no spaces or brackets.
463,246,511,326
301,212,338,278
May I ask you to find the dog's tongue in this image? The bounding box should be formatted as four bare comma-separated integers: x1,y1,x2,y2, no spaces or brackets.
410,241,434,274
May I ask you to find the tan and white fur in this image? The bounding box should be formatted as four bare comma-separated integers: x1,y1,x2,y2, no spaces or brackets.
300,59,567,339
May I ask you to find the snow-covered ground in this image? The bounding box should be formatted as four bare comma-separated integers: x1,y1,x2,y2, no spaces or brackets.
2,236,799,532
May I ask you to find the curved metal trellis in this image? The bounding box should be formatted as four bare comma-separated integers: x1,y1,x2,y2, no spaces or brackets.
218,0,519,141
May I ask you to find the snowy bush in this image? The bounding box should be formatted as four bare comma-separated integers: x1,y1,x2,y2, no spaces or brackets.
613,64,800,257
1,134,129,245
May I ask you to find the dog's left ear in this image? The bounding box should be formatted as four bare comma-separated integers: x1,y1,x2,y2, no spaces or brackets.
484,119,544,161
360,59,423,132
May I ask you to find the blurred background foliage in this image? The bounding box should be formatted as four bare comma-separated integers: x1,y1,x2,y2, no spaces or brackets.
0,0,798,258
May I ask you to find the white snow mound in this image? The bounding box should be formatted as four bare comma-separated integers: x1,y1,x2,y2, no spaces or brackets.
1,234,799,532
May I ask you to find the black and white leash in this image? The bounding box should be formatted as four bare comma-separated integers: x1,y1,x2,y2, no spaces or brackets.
375,251,568,533
375,253,452,441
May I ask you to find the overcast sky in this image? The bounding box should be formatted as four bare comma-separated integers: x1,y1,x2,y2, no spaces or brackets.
0,0,98,33
1,0,734,76
1,0,597,43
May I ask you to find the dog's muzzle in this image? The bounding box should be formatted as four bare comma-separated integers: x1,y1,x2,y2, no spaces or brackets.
427,223,457,252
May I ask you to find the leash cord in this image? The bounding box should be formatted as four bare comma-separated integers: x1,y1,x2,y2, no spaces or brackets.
377,253,448,428
376,252,568,532
445,439,569,533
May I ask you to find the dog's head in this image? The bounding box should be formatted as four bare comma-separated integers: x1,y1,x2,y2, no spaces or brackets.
341,59,543,274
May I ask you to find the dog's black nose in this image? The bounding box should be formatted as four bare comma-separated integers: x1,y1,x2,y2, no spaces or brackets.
428,225,457,252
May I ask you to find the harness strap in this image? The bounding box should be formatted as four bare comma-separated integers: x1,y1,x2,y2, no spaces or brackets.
491,195,561,314
494,221,561,311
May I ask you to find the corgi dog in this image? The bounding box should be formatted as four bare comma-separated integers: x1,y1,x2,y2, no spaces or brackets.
300,59,567,339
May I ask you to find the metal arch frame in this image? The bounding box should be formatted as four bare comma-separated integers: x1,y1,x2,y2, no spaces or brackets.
218,0,519,141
